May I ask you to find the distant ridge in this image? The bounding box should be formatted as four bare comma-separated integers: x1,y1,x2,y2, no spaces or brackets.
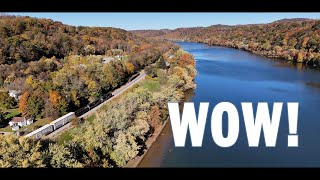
272,18,313,23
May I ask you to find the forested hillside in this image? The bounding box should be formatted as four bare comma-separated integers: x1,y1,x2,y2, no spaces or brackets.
0,15,173,119
0,15,128,64
133,19,320,65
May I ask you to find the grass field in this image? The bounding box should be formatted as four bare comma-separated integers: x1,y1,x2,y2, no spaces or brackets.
4,108,20,119
0,125,13,132
121,55,129,61
55,114,96,144
55,131,73,145
140,79,161,92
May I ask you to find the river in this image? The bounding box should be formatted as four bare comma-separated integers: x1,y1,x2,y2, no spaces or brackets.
138,42,320,167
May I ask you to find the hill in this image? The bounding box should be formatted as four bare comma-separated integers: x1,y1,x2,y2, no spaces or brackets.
0,15,174,119
132,18,320,65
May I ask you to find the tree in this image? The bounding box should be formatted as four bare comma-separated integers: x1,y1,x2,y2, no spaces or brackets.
0,92,16,110
0,136,46,167
44,99,60,119
262,41,272,51
297,51,305,63
19,92,29,116
145,66,157,77
124,62,135,75
147,105,161,129
48,143,83,168
49,91,61,107
0,110,5,127
27,93,44,118
84,45,96,55
157,56,167,69
57,98,68,116
110,131,140,167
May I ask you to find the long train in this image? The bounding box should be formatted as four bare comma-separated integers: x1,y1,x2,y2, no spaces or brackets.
25,92,113,139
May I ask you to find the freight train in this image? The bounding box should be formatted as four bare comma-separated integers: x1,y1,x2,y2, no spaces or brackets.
25,92,113,139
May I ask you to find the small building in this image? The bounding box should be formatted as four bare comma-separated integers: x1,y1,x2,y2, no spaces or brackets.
102,57,114,64
9,117,34,131
8,90,21,100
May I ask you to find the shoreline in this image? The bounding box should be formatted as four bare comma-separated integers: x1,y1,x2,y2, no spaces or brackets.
125,89,196,168
125,118,169,167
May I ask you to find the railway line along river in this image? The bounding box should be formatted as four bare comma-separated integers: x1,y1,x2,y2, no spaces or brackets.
138,42,320,167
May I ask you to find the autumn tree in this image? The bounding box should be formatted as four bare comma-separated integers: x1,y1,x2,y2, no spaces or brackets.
18,92,29,116
110,131,140,167
147,105,161,129
0,136,46,167
48,143,83,168
124,62,135,75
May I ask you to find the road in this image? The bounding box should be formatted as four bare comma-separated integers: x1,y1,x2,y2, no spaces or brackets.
46,71,146,139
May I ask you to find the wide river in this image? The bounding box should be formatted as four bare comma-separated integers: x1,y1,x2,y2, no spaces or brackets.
138,42,320,167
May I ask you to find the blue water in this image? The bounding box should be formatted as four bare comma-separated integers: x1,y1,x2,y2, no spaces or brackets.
157,42,320,167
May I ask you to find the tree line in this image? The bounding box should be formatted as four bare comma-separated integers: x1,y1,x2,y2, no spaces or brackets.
133,18,320,66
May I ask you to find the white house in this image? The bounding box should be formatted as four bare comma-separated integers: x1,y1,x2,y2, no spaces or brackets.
9,117,34,131
8,90,21,100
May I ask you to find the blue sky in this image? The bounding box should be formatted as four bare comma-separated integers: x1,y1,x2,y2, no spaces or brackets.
6,13,320,30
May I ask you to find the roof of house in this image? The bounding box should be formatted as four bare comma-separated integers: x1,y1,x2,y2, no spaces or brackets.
10,117,25,123
9,90,21,94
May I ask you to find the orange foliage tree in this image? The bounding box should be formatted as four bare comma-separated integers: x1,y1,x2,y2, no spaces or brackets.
19,92,29,116
49,91,61,107
125,62,135,75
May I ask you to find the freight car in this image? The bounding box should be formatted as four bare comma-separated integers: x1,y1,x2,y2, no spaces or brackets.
25,112,75,139
25,124,54,139
50,112,75,130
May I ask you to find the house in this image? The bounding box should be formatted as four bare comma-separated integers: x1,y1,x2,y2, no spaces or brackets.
9,117,34,131
8,90,21,100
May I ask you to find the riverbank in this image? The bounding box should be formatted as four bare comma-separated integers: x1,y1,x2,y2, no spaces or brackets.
125,118,169,167
131,88,195,167
190,40,320,69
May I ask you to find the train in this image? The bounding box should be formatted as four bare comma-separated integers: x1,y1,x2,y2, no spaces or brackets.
25,92,113,139
75,92,113,117
25,112,75,139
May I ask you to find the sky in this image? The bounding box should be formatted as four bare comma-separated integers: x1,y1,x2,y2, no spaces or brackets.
6,13,320,30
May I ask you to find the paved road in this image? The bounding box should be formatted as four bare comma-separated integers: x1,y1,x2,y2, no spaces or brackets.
46,71,146,139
